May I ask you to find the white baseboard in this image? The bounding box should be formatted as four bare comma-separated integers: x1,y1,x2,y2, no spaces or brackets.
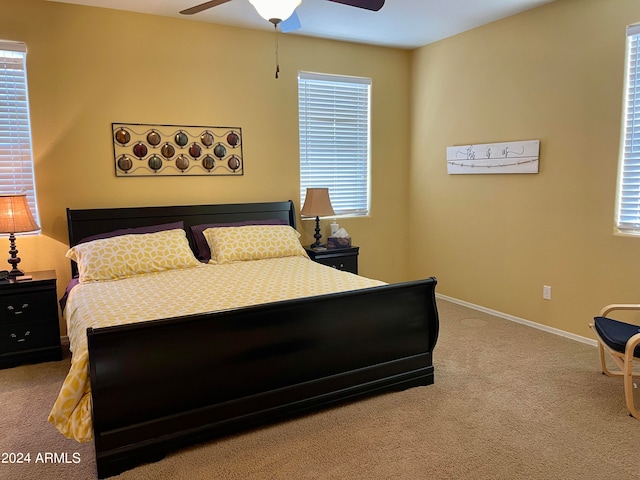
436,293,597,347
58,296,597,350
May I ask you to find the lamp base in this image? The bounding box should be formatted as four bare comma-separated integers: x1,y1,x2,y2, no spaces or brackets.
7,268,24,278
310,216,325,249
7,233,23,278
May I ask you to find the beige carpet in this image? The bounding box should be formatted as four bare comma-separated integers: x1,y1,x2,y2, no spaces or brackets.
1,299,639,480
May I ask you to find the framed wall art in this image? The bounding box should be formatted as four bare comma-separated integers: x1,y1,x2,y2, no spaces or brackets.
113,123,243,177
446,140,539,174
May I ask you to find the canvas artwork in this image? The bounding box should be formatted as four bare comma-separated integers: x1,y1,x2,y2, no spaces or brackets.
446,140,539,174
113,123,243,177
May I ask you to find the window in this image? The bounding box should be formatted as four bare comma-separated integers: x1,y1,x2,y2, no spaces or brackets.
0,41,39,225
616,24,640,234
298,71,371,216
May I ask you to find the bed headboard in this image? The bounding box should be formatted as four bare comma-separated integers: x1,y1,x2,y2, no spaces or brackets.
66,200,296,275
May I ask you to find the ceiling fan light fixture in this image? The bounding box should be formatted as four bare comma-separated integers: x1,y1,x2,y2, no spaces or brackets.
249,0,302,24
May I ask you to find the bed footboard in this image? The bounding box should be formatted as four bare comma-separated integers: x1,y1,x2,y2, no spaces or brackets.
88,278,439,478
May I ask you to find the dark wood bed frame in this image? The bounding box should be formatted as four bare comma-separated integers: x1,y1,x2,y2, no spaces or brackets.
65,200,439,479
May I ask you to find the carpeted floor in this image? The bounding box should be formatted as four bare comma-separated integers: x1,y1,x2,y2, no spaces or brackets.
1,299,639,480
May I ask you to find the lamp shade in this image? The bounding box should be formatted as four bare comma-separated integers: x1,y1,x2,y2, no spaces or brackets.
0,194,39,234
249,0,301,22
301,188,335,218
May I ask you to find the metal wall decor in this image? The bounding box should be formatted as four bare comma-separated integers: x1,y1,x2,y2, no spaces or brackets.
113,123,243,177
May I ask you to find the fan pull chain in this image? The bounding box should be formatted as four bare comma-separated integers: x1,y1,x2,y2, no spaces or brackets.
274,23,280,79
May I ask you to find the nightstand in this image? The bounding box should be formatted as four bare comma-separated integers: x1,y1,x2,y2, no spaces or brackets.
0,270,62,369
305,246,359,275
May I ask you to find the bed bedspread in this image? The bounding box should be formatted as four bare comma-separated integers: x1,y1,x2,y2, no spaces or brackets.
48,256,385,442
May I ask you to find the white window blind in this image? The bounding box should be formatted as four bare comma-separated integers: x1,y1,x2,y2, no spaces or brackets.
616,24,640,233
0,40,39,225
298,71,371,216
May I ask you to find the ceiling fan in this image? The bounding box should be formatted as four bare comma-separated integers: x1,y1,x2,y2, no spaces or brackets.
180,0,385,33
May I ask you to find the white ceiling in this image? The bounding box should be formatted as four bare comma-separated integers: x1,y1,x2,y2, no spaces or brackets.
47,0,556,49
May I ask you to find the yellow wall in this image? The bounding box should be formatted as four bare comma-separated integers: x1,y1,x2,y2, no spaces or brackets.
410,0,640,338
7,0,637,341
0,0,412,334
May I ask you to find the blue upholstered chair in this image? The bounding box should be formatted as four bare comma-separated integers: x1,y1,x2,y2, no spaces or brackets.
590,304,640,420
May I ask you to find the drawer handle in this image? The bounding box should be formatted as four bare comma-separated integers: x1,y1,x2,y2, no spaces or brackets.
10,331,30,343
7,303,29,315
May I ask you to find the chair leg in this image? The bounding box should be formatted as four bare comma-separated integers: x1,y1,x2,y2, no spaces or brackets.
590,322,622,377
599,342,617,377
623,362,639,419
623,334,640,420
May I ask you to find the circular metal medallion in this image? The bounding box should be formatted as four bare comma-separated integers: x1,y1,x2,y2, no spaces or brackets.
115,128,130,145
133,142,148,158
214,144,227,159
175,131,189,147
202,155,215,170
117,155,133,172
189,143,202,159
161,143,175,159
201,131,214,147
176,155,190,171
227,132,240,147
227,156,240,171
148,155,163,171
146,130,161,146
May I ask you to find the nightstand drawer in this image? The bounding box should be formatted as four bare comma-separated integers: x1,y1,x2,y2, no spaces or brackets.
0,320,59,352
316,256,358,273
0,290,58,325
305,246,359,275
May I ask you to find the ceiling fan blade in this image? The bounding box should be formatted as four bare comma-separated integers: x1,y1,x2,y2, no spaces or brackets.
326,0,384,11
280,11,302,33
180,0,232,15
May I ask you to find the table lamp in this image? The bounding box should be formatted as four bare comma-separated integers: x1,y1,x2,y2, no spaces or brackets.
0,194,39,278
301,187,335,249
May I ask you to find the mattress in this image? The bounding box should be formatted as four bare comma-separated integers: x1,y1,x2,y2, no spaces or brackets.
48,256,385,442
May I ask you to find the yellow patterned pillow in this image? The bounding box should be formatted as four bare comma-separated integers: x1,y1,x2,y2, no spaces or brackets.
67,229,201,283
204,225,308,264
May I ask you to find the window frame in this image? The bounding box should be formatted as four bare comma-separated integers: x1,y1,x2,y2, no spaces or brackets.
615,23,640,235
298,71,371,218
0,40,40,228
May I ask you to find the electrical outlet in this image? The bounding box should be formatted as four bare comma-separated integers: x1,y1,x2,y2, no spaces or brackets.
543,285,551,300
